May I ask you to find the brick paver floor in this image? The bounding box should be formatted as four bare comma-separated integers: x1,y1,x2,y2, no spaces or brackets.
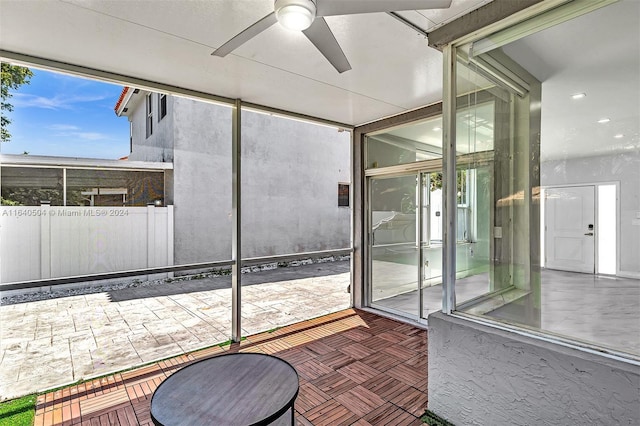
33,308,427,425
0,261,350,401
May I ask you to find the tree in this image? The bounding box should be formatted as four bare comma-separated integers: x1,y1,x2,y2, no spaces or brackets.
429,170,467,204
1,63,34,142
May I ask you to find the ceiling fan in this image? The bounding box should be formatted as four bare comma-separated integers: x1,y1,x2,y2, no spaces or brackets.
212,0,453,73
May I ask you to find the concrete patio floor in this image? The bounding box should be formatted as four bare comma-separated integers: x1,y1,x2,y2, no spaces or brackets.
0,261,350,401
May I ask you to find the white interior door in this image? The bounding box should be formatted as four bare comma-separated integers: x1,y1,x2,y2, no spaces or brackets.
545,186,595,273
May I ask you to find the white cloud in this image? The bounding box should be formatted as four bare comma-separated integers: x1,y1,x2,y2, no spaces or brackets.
48,124,80,131
76,132,109,141
49,125,112,141
11,93,110,110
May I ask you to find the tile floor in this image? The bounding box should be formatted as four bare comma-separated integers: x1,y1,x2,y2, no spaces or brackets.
33,309,427,426
373,268,640,356
0,261,350,401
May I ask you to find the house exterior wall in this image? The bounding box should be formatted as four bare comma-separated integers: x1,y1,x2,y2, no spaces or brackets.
428,312,640,426
541,153,640,276
128,93,174,164
127,95,350,264
241,110,351,257
171,97,232,263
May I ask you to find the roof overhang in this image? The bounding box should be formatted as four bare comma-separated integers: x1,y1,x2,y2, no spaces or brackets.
0,154,173,171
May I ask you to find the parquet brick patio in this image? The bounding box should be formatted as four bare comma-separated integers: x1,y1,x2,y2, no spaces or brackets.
34,309,427,425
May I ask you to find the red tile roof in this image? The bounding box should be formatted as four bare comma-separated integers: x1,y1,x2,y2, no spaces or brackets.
114,86,131,115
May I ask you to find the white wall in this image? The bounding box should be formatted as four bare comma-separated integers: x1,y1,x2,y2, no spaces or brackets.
541,152,640,275
0,206,173,283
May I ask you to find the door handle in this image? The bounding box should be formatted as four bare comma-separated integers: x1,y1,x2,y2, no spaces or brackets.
584,232,594,236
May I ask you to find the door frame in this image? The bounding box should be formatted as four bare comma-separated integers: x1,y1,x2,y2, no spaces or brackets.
541,181,620,276
365,164,444,323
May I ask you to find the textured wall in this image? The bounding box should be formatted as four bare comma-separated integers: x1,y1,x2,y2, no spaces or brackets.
428,312,640,426
241,110,351,257
128,92,174,163
129,95,350,263
172,97,233,264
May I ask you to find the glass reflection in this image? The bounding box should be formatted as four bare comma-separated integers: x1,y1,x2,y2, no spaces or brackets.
370,174,419,316
453,0,640,357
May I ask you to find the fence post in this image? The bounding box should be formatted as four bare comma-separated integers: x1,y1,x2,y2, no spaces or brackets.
167,205,174,279
40,202,51,280
147,204,156,281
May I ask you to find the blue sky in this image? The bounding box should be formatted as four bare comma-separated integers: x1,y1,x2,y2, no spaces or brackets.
1,68,130,159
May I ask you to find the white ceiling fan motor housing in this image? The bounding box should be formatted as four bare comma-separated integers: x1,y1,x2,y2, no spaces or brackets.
275,0,317,31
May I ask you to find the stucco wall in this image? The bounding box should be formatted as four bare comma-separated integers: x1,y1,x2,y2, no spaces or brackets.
241,110,351,257
428,312,640,426
128,92,174,163
541,153,640,275
171,97,233,263
127,95,350,263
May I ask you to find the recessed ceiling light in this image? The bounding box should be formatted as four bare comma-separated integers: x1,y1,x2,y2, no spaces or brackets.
614,134,624,139
597,118,610,124
571,93,586,99
433,127,441,131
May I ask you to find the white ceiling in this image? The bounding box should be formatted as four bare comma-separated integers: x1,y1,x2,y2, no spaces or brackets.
504,0,639,161
366,0,639,162
0,0,490,127
369,101,494,159
1,0,636,161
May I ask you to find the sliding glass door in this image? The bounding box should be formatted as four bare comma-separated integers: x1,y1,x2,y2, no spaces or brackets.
369,174,420,317
368,168,449,320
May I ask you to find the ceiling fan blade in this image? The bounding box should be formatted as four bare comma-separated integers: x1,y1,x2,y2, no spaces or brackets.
303,18,352,73
316,0,452,17
212,12,278,57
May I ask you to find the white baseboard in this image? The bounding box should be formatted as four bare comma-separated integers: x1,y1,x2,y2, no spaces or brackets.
618,270,640,280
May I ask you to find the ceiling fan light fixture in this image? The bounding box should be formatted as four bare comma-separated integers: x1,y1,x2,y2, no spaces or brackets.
275,0,316,31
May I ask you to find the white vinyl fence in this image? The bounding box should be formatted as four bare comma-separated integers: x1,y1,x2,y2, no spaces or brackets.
0,205,173,283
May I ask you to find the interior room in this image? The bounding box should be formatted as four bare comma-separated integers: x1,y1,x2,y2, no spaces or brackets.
363,0,639,357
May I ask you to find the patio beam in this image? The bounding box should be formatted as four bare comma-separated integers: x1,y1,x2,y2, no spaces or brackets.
427,0,543,50
232,99,242,343
441,45,457,314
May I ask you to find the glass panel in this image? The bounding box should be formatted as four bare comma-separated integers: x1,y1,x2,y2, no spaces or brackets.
1,167,63,205
65,169,164,206
421,168,489,318
370,174,418,317
143,95,233,265
421,172,442,318
240,109,351,335
366,115,442,169
0,64,354,399
0,68,235,396
453,0,639,357
426,172,443,243
456,103,494,154
454,49,542,324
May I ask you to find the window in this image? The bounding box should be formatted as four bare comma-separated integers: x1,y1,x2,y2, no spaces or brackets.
448,0,639,358
146,93,153,138
1,166,165,207
338,183,350,207
428,170,472,242
158,93,167,121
